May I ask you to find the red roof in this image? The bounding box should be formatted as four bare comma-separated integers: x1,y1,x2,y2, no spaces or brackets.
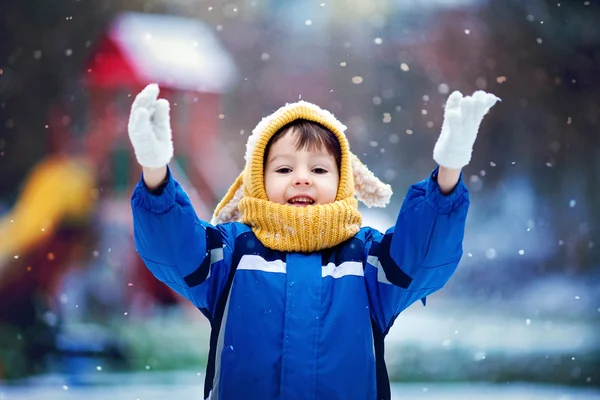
85,12,237,93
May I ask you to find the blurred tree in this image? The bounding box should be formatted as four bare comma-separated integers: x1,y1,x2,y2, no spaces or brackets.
479,0,600,273
0,0,114,201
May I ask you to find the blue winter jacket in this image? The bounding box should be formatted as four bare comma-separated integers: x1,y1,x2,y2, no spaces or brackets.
131,167,469,400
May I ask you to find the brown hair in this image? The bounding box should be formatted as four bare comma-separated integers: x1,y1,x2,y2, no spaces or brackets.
264,119,342,170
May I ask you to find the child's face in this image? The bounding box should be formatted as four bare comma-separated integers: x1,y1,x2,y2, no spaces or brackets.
264,129,340,206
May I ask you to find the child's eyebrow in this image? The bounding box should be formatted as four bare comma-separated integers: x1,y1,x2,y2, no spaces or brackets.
266,154,289,164
267,153,335,165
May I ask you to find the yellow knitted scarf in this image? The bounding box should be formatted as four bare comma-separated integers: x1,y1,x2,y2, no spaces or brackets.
239,196,361,253
213,101,363,253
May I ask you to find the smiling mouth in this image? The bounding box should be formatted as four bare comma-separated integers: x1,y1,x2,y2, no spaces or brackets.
287,196,315,206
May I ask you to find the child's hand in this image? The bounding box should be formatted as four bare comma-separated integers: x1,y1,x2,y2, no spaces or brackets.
127,84,173,168
433,90,500,169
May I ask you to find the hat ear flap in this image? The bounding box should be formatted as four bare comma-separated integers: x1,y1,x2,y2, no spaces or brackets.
211,172,244,225
350,153,393,208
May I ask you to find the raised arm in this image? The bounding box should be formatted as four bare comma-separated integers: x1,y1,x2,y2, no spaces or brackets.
365,90,500,332
128,84,232,316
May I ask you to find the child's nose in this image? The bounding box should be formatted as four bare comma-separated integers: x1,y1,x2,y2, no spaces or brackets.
294,177,311,186
293,172,311,186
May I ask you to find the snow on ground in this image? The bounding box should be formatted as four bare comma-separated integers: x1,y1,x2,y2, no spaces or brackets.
386,300,597,355
382,300,599,385
0,379,598,400
390,382,600,399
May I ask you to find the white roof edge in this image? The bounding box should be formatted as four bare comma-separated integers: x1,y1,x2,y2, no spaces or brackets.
108,12,238,93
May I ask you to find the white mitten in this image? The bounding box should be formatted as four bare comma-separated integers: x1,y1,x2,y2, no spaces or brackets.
433,90,500,169
127,84,174,168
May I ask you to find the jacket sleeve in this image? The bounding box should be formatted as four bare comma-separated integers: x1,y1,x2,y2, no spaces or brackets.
131,168,233,318
364,167,469,333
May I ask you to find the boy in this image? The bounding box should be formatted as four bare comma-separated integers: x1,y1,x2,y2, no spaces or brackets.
128,84,499,399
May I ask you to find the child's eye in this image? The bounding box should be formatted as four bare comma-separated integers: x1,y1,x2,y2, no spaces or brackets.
276,167,292,174
313,168,328,174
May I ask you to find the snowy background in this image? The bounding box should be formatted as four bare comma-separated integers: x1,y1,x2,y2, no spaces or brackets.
1,0,600,398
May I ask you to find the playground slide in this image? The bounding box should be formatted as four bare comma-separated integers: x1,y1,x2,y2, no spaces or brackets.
0,156,96,285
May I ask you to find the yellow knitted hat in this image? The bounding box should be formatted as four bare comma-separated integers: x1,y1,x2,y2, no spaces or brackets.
211,101,392,251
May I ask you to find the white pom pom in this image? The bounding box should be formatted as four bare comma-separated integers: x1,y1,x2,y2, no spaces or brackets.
351,154,392,208
211,184,244,225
